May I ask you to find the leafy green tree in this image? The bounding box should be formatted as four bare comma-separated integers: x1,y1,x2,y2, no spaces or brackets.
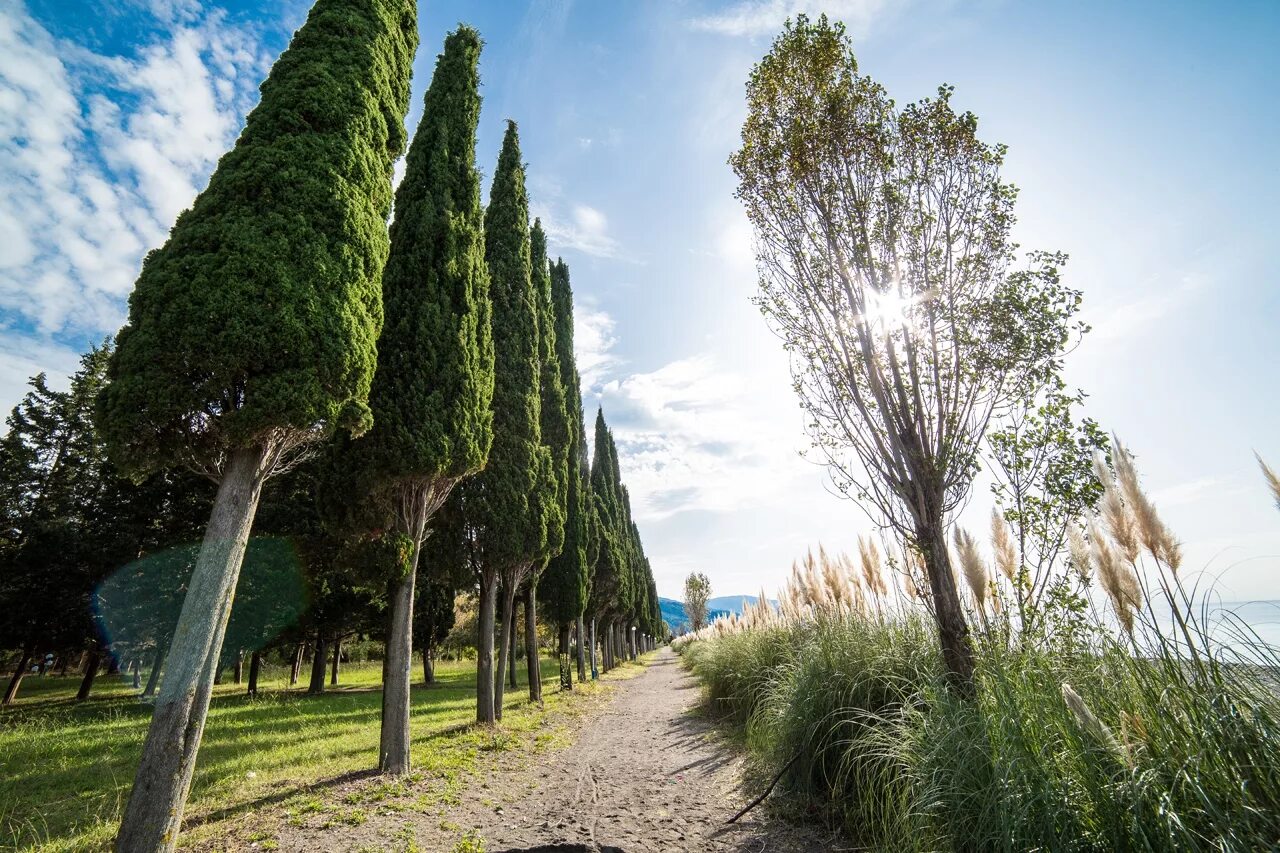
470,121,555,722
521,220,570,701
99,0,417,845
730,15,1083,690
684,572,711,633
540,259,590,688
337,24,493,774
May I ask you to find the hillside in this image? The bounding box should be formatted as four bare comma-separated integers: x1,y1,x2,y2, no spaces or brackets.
657,598,730,634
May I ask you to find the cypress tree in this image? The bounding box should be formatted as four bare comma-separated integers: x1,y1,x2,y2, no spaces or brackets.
345,23,493,775
541,259,589,688
522,221,570,701
472,121,553,722
100,0,416,847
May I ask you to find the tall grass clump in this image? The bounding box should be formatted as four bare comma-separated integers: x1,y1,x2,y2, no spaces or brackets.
675,449,1280,851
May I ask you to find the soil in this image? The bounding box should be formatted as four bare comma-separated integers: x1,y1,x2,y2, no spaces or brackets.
268,649,839,853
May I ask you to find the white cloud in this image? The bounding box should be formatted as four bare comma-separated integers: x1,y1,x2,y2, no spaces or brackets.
535,202,626,260
0,2,267,336
574,303,621,394
690,0,892,37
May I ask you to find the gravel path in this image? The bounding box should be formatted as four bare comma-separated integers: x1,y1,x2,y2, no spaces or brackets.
275,648,835,853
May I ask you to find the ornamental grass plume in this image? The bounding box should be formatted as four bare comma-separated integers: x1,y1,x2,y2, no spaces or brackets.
858,535,889,598
1113,439,1182,571
1095,451,1140,564
1089,518,1140,634
1256,453,1280,511
819,544,848,611
1061,682,1127,764
990,508,1018,584
953,527,989,610
1066,523,1092,581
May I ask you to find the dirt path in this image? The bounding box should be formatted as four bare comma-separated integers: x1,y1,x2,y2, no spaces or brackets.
278,649,835,852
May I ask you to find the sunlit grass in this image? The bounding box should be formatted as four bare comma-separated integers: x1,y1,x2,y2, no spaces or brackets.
0,653,655,851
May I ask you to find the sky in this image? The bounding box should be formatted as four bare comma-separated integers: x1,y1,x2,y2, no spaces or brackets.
2,0,1278,603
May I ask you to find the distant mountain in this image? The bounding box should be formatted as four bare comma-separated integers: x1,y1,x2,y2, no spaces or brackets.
657,597,730,634
707,595,775,615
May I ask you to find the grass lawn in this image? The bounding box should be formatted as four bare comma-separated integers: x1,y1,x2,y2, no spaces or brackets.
0,653,652,851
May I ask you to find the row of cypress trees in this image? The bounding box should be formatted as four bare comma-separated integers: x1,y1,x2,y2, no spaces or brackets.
0,1,662,849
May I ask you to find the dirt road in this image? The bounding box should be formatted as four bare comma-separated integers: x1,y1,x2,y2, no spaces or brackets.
278,648,834,852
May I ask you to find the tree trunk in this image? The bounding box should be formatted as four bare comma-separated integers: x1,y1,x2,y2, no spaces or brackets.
589,618,598,680
380,543,421,775
76,647,102,701
114,444,267,853
4,641,34,705
107,654,121,676
476,571,498,724
290,642,304,686
330,635,341,686
233,649,243,685
132,658,142,690
558,623,572,690
506,600,519,690
423,647,435,685
524,584,541,702
247,651,261,697
308,631,327,695
917,516,976,693
575,614,587,682
143,646,165,698
213,657,225,685
495,581,518,722
58,654,72,676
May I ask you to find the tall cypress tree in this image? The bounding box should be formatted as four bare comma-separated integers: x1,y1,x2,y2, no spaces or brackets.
522,220,570,701
348,23,493,775
541,258,589,688
472,121,552,722
99,1,416,847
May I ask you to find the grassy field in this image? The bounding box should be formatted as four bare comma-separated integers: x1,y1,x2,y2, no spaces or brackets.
0,654,649,851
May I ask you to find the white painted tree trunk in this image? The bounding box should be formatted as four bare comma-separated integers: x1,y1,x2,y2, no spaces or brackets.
114,445,266,853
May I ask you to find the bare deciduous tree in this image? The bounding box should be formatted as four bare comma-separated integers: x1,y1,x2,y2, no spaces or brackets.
731,15,1082,688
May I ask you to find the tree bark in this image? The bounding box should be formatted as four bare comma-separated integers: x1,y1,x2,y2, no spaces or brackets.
247,650,261,697
495,581,518,722
506,600,519,689
379,547,419,775
330,636,341,686
4,640,34,705
575,614,587,682
132,658,142,690
289,642,304,686
308,631,327,695
916,515,976,693
233,649,243,685
76,647,102,701
143,646,165,699
524,584,541,702
422,647,435,685
114,444,267,853
558,623,572,691
589,618,598,680
476,571,498,724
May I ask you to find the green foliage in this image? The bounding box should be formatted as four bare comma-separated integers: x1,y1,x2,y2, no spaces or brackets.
99,0,418,474
530,220,569,567
468,122,551,570
682,601,1280,851
356,25,494,497
540,259,589,627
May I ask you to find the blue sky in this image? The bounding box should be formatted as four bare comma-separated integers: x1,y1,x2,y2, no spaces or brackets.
2,0,1277,602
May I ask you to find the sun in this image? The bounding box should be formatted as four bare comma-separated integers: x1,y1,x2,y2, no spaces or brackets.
861,288,915,329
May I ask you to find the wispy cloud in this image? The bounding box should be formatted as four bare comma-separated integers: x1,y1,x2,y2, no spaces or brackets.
536,202,626,260
574,303,621,395
689,0,892,38
1088,274,1205,343
0,2,268,337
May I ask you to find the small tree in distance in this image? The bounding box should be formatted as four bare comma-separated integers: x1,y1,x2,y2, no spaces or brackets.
684,572,711,633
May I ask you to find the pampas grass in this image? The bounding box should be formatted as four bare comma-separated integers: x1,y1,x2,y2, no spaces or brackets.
675,443,1280,852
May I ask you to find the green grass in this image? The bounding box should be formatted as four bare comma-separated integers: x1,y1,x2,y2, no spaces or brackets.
681,611,1280,851
0,653,654,851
